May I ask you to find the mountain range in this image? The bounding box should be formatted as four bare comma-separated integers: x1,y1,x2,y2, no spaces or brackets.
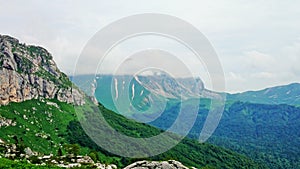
0,35,267,168
74,74,300,169
2,34,299,168
227,83,300,105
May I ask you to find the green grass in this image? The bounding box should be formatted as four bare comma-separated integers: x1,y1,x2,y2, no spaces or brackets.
0,99,266,168
68,101,266,169
0,158,62,169
0,99,76,154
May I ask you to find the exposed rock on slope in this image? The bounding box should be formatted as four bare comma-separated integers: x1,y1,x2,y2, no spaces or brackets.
0,35,84,105
123,73,222,100
124,160,192,169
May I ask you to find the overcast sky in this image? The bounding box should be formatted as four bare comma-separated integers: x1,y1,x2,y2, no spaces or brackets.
1,0,299,93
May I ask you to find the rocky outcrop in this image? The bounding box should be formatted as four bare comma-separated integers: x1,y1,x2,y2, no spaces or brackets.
124,160,193,169
0,140,117,169
0,35,85,105
0,116,16,128
134,74,222,100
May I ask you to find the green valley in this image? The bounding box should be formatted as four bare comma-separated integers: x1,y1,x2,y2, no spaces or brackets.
0,98,266,168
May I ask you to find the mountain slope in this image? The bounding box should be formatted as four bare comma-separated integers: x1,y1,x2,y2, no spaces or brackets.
0,34,265,168
67,102,266,169
74,74,300,168
75,74,222,121
0,99,76,154
209,102,300,169
0,98,266,168
227,83,300,106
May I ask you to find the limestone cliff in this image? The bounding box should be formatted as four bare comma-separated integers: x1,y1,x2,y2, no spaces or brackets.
0,35,85,105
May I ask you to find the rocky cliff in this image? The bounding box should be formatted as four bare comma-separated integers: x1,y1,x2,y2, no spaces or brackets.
134,74,221,100
0,35,85,105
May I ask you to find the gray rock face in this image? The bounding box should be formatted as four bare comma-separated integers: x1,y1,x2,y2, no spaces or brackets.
124,160,191,169
0,35,85,105
24,147,34,157
134,74,222,100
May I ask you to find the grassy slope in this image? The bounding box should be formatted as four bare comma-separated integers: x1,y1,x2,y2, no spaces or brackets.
68,102,266,169
0,99,265,168
227,83,300,106
0,99,75,154
0,158,61,169
123,95,300,169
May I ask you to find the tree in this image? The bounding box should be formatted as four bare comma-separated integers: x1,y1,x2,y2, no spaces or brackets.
64,144,80,157
13,136,25,156
88,151,98,162
57,147,63,157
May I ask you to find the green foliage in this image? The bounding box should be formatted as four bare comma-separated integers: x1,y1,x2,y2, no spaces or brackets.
0,98,265,168
66,103,265,169
207,102,300,169
0,54,4,66
29,156,41,164
0,158,61,169
34,69,71,89
64,144,80,156
57,147,63,157
26,45,52,61
59,73,73,88
127,96,300,169
0,99,76,154
88,151,98,162
14,55,33,74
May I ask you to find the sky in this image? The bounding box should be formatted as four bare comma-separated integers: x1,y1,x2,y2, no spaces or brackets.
0,0,299,93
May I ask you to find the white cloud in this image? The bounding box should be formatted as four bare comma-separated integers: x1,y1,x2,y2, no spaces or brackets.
223,39,300,92
250,72,275,79
244,51,276,70
1,0,300,92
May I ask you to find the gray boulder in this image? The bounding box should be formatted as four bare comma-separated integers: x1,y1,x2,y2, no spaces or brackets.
124,160,192,169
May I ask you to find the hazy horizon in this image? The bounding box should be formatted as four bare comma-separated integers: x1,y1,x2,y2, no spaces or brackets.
1,1,299,93
70,73,300,94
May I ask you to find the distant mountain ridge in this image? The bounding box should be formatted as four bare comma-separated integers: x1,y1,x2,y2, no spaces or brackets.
72,74,300,168
228,83,300,106
72,74,224,117
73,74,300,107
134,74,222,100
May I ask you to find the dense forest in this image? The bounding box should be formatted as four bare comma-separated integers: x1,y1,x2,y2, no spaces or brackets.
148,99,300,168
0,99,265,168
